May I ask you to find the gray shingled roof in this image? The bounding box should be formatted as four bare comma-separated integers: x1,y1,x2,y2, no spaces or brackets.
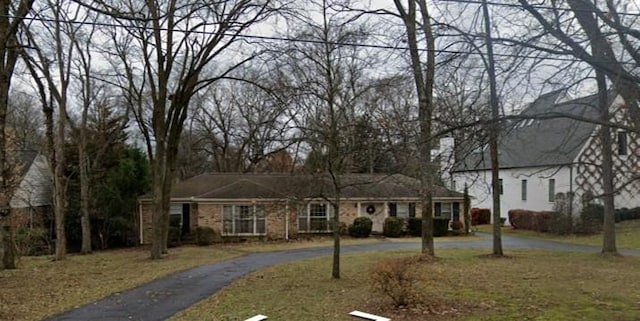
142,173,463,201
455,90,611,172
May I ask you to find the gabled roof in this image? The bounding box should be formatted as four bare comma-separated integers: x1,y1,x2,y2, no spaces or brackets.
455,90,614,172
142,173,463,201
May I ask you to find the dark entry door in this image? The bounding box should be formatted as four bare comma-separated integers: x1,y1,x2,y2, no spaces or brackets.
182,203,191,235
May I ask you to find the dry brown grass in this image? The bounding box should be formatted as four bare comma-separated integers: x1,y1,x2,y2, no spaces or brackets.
172,249,640,321
0,236,409,321
0,246,243,321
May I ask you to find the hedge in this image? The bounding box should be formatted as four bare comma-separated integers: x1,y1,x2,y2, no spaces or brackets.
508,209,554,232
406,218,422,237
433,219,449,236
615,207,640,222
471,208,491,225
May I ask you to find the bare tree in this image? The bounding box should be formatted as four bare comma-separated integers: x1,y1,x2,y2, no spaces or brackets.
392,0,437,256
510,0,640,254
275,0,379,278
180,76,297,176
481,0,503,256
19,0,86,261
0,0,33,270
95,0,280,259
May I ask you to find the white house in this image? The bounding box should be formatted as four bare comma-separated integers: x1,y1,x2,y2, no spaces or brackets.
437,90,640,222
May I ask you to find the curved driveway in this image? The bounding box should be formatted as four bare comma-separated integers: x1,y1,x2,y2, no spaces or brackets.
46,234,639,321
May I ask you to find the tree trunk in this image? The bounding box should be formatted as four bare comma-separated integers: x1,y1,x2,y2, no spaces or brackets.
482,0,503,256
393,0,436,257
53,101,67,260
79,147,91,254
150,154,165,259
598,86,617,255
2,222,15,269
332,201,340,279
463,184,471,234
0,71,9,270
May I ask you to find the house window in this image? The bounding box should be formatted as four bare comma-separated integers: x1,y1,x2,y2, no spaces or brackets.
548,179,556,202
392,203,412,218
434,202,452,219
521,180,527,201
169,204,183,229
298,203,334,233
618,131,628,156
222,205,266,235
499,179,503,195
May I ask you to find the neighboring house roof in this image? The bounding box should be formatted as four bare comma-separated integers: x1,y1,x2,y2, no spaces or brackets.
141,173,463,201
454,90,615,172
10,151,52,208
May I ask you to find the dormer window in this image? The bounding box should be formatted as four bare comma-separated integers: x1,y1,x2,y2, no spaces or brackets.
617,131,628,156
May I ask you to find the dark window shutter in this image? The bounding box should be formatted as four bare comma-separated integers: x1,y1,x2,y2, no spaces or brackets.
453,202,460,221
409,203,416,218
435,202,442,216
389,203,397,217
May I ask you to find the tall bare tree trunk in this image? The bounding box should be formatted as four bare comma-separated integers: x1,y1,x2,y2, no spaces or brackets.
481,0,503,256
0,0,31,270
150,147,166,259
596,77,617,255
53,94,67,260
332,201,340,279
393,0,436,256
79,139,91,254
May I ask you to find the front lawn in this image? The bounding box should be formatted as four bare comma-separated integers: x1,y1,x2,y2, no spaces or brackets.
171,249,640,321
477,219,640,249
0,237,387,321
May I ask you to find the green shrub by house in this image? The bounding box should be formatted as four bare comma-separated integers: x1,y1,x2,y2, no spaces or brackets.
383,217,403,237
433,219,449,236
348,217,373,238
194,227,217,246
406,217,422,236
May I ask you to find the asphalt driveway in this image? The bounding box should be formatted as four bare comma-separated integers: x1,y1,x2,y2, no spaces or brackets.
46,234,639,321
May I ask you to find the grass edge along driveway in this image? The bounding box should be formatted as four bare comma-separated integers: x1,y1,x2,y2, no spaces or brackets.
172,248,640,321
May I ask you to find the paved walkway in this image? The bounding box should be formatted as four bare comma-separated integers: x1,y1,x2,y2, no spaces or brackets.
46,234,639,321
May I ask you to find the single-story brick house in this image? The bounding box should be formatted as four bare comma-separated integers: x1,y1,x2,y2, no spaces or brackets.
138,173,465,244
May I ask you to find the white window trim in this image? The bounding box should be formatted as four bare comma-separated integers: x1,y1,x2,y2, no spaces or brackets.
298,202,334,233
222,204,266,236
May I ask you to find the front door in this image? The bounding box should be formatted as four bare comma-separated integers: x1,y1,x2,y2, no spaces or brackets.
363,203,385,232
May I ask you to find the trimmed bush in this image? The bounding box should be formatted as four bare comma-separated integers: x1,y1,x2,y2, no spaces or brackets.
383,217,404,237
433,219,449,236
406,217,422,237
450,220,463,231
471,208,491,225
349,217,373,238
194,227,216,246
508,209,554,232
